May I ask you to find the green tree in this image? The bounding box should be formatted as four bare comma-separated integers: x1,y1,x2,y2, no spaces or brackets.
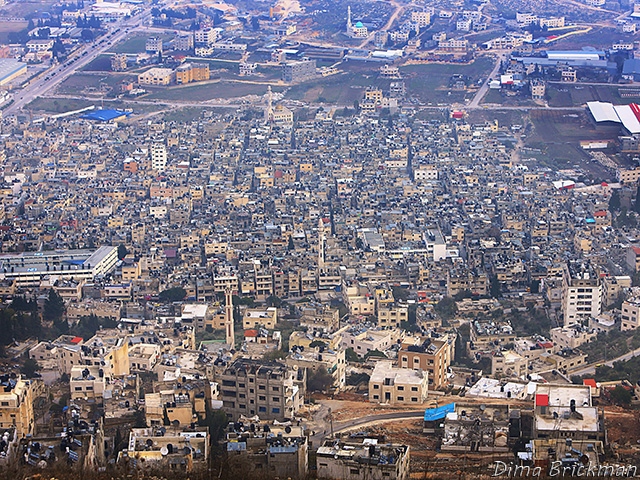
158,287,186,302
490,275,501,298
117,244,128,260
609,189,621,213
435,296,457,319
44,288,65,322
345,347,361,362
20,358,41,377
288,235,295,251
610,385,632,405
306,366,333,392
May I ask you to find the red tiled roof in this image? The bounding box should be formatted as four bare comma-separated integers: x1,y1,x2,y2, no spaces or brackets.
583,378,597,389
244,329,258,337
70,336,83,344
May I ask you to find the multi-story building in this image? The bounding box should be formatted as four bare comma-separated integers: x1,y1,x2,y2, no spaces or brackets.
175,63,210,84
151,143,167,171
111,53,127,72
175,33,194,51
0,375,37,437
225,422,308,479
369,360,428,404
397,334,455,389
138,68,175,86
282,58,316,83
621,295,640,331
533,383,604,441
194,28,218,46
561,262,602,326
411,10,431,27
317,438,410,480
145,37,163,54
550,324,597,350
220,359,304,421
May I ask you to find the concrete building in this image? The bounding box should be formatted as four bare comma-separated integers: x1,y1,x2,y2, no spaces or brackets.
397,334,455,389
145,37,163,54
194,28,218,45
533,383,604,441
225,422,308,479
561,262,602,326
282,58,316,83
317,437,410,480
0,246,118,286
138,68,175,86
151,143,167,171
220,359,304,421
0,375,37,437
175,63,210,84
369,360,428,404
121,427,209,473
621,294,640,331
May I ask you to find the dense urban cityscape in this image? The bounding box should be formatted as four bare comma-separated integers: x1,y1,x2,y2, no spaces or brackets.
1,0,640,477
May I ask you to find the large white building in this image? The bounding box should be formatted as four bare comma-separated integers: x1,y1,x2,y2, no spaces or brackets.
151,143,167,171
0,246,118,286
561,262,601,326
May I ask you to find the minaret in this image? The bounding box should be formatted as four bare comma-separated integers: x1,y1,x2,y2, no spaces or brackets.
265,86,273,123
225,287,234,347
318,218,325,270
347,6,352,35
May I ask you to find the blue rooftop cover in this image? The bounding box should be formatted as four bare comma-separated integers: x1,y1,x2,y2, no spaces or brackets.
355,21,364,28
80,109,132,122
424,402,455,421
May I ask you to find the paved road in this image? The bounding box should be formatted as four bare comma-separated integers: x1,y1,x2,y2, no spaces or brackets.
570,346,640,377
309,409,425,449
468,54,503,109
6,8,152,115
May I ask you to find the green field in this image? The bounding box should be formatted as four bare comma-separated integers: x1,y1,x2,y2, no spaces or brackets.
285,72,382,104
546,84,624,107
110,34,171,54
81,54,113,72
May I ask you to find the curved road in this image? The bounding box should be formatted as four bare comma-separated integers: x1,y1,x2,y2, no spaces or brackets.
570,346,640,377
310,409,425,448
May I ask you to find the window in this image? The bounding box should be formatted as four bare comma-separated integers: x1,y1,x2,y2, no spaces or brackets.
272,386,279,392
239,394,245,399
259,395,266,401
350,469,360,475
411,387,418,392
272,397,280,402
272,407,280,414
373,384,379,389
397,386,404,391
259,406,266,412
86,386,93,391
75,387,82,391
398,396,404,401
0,402,8,407
239,404,246,409
411,397,418,402
239,383,245,388
259,385,266,390
249,388,254,393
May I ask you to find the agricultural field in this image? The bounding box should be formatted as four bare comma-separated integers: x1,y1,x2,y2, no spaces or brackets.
400,57,494,104
286,71,378,104
546,84,624,107
525,110,621,176
0,21,27,44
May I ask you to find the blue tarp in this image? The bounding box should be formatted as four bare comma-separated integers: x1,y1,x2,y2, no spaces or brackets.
80,109,131,122
423,403,455,421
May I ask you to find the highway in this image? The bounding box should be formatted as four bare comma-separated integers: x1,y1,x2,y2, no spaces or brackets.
5,7,153,116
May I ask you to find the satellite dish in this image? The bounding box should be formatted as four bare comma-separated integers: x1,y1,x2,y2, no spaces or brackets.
160,447,168,456
146,439,153,447
285,426,292,434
